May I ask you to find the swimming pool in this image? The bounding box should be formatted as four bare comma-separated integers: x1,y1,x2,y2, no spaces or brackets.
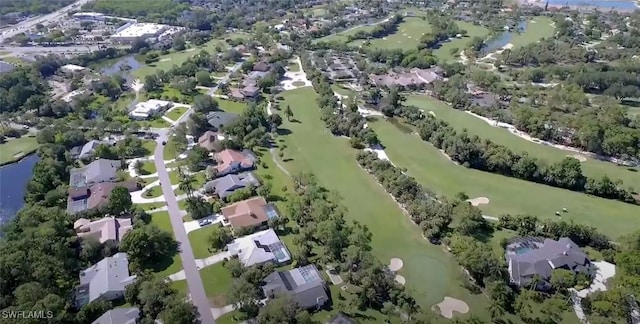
515,246,534,255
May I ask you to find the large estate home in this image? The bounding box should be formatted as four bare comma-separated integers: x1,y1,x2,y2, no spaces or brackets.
506,237,594,290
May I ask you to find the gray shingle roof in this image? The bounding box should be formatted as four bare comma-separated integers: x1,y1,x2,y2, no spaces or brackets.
75,253,136,308
69,159,122,188
204,172,260,199
206,111,239,131
92,307,139,324
262,265,329,309
79,140,106,159
506,237,593,289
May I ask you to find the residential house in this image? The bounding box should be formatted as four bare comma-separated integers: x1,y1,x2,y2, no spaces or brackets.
262,265,329,310
77,140,109,160
221,196,279,230
73,216,134,243
204,172,260,200
214,149,256,176
129,99,172,120
227,228,291,267
506,237,594,290
0,61,16,74
69,159,123,188
92,307,140,324
326,313,355,324
67,180,140,214
205,111,239,131
74,253,137,308
198,130,219,151
253,61,271,72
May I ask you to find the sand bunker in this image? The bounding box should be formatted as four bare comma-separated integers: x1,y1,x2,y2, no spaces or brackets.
467,197,489,206
439,149,459,165
428,111,436,117
389,258,404,272
568,154,587,162
434,297,469,319
159,58,172,62
395,275,406,285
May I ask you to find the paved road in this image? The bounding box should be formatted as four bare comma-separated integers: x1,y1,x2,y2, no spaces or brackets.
153,131,216,324
0,0,95,43
174,61,244,125
0,44,128,56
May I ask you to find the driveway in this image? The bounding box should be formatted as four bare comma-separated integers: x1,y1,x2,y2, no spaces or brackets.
153,131,216,324
184,214,223,234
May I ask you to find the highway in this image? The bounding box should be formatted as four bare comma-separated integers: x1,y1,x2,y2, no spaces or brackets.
0,0,96,43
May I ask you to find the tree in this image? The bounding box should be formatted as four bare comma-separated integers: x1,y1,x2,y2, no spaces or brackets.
284,105,293,121
107,186,133,215
185,196,213,220
228,278,260,318
550,268,577,290
193,95,219,113
208,225,233,251
487,300,505,322
178,171,196,198
172,36,186,51
76,299,112,323
159,297,200,324
120,224,178,271
195,70,212,87
185,146,209,171
268,114,283,130
257,295,311,324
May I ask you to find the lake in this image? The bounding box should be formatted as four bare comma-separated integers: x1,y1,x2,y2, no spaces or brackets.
481,21,528,55
0,154,39,226
101,55,144,85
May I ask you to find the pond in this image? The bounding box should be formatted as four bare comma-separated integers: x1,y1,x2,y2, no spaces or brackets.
481,21,527,55
101,55,144,84
0,154,39,226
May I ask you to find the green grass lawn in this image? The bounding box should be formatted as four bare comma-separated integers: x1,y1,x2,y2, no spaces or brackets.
216,310,242,324
143,185,164,198
188,223,221,259
175,172,206,195
218,99,247,114
331,84,356,99
200,263,233,307
0,136,39,165
150,211,183,277
133,39,229,79
433,22,490,62
356,17,432,50
276,88,490,318
405,95,640,192
165,106,188,121
170,279,189,297
139,161,157,175
369,118,640,239
136,202,165,211
163,143,179,161
148,118,171,128
142,140,156,156
314,22,378,43
1,56,25,66
168,170,181,184
287,61,300,72
509,17,556,48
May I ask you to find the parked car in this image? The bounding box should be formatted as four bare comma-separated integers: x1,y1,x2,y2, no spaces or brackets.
198,219,213,227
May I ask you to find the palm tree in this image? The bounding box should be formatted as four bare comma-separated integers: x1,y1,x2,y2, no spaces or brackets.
284,105,293,121
488,300,505,322
529,274,542,291
179,170,195,198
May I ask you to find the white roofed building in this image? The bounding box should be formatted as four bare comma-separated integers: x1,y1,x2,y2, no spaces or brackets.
129,99,172,120
111,23,182,43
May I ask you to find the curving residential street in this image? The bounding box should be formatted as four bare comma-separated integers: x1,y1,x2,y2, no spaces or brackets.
152,130,216,324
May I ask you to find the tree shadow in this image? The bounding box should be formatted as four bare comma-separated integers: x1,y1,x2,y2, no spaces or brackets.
283,158,294,162
277,128,292,136
289,118,301,123
148,243,180,273
267,194,285,202
627,168,638,173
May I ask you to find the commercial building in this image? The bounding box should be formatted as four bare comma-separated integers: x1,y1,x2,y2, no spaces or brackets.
129,99,172,120
111,23,182,43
